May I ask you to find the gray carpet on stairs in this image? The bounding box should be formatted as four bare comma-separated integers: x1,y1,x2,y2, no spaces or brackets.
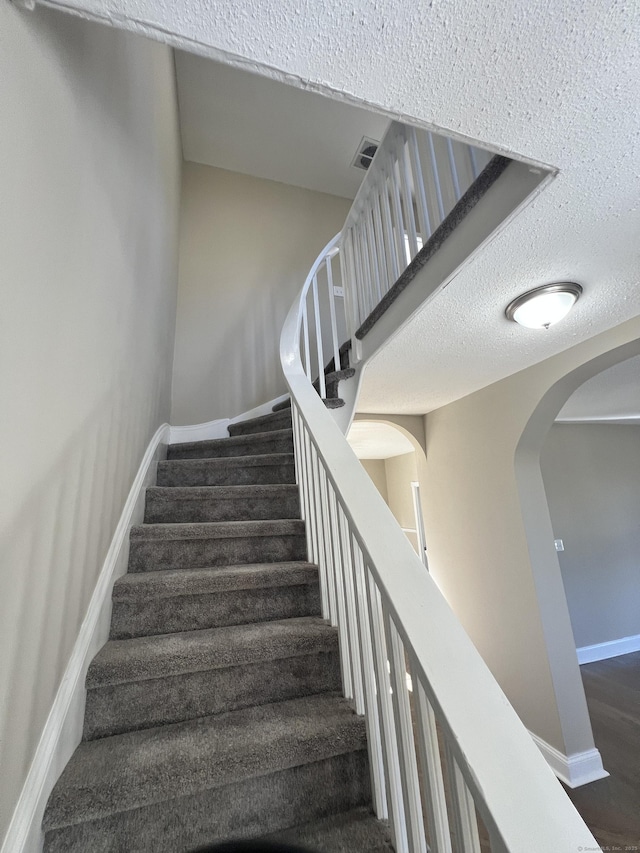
42,407,392,851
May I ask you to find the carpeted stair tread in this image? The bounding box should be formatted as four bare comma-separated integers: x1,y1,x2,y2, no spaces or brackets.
323,397,345,409
109,562,321,639
166,429,293,460
131,519,304,542
88,617,337,688
144,483,300,523
128,520,306,573
113,561,318,601
43,693,366,832
228,410,292,437
265,806,394,852
157,453,295,488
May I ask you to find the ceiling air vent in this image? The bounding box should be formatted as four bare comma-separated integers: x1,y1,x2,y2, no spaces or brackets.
352,137,379,170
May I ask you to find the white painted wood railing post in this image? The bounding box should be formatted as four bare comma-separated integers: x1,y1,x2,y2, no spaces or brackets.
411,673,453,853
445,742,482,853
363,567,409,853
384,616,428,853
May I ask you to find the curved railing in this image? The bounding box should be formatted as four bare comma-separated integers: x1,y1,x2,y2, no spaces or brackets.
280,126,597,853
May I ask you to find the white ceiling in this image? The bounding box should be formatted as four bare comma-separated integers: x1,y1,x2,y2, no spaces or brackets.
556,356,640,424
346,422,415,459
175,51,389,199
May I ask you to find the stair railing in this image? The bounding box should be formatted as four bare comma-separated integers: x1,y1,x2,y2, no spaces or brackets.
295,233,345,398
339,121,492,357
281,246,597,853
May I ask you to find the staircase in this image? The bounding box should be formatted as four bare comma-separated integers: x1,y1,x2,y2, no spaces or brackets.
42,409,393,852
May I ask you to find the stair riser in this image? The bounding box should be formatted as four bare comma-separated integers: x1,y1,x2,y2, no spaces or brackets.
167,434,293,460
229,412,292,437
157,461,295,487
44,750,371,853
110,583,321,639
128,534,307,572
84,650,341,740
144,492,300,524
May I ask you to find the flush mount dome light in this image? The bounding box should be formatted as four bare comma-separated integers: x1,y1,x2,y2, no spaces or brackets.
505,282,583,329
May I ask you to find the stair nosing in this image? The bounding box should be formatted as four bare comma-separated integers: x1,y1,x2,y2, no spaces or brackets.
130,519,305,541
158,452,294,468
112,562,318,601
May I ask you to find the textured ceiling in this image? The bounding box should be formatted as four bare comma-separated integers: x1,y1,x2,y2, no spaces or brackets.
44,0,640,413
346,421,415,459
175,51,389,198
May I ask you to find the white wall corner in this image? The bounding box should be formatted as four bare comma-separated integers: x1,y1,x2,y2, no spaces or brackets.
576,634,640,665
528,731,609,789
1,423,170,853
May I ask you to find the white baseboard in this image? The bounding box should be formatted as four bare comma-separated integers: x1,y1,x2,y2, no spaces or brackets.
169,393,289,444
1,424,170,853
529,732,609,788
169,417,229,444
577,634,640,664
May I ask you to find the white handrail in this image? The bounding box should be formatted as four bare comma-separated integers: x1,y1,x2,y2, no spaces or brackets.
280,276,598,853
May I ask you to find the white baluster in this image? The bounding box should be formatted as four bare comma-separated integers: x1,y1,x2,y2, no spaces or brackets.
389,152,408,267
427,132,446,225
411,671,453,853
301,298,311,380
312,274,326,398
397,132,420,260
365,205,383,303
310,443,329,619
407,127,431,245
325,253,341,373
446,137,462,200
346,540,389,822
338,507,365,713
384,616,428,853
379,169,400,283
469,145,480,180
326,488,353,698
445,741,481,853
300,423,318,566
318,465,338,626
371,191,390,297
363,562,409,853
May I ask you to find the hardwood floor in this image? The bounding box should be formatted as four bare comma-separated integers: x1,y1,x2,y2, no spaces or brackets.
564,651,640,851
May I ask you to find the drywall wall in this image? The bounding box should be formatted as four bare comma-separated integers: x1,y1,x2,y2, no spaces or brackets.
541,423,640,649
421,316,640,767
360,459,388,503
385,452,420,553
171,163,351,425
0,4,181,844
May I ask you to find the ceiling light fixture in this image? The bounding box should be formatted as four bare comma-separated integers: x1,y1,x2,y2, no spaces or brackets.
505,282,583,330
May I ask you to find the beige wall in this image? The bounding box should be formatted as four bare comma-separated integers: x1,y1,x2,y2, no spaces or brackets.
0,5,181,842
360,459,389,503
171,164,351,425
422,317,640,759
541,423,640,649
385,452,420,553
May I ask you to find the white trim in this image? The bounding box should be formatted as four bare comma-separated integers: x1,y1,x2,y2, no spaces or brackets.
576,633,640,664
555,415,640,424
169,417,229,444
1,424,170,853
528,732,608,788
169,393,289,444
